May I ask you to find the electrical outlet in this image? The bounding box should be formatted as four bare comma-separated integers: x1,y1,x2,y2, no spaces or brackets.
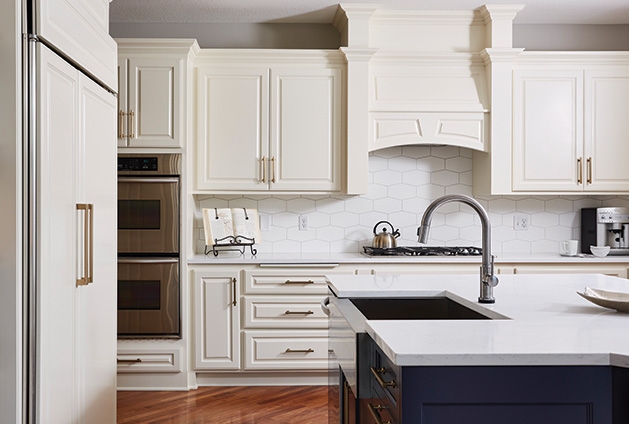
298,215,309,231
513,215,529,231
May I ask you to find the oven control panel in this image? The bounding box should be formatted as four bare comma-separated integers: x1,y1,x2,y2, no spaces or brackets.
118,157,158,172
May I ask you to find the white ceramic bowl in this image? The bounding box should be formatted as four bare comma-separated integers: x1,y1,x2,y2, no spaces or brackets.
590,245,611,258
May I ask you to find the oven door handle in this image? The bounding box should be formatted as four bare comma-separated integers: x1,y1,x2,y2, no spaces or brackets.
118,177,180,184
117,258,179,264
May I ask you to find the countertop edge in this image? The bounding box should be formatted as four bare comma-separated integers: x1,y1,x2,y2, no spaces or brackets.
187,252,629,265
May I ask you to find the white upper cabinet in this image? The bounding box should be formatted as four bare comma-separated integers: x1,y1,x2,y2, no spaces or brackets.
195,50,344,193
269,67,342,191
584,69,629,191
196,66,269,190
512,53,629,194
512,69,584,191
36,0,116,89
117,39,197,148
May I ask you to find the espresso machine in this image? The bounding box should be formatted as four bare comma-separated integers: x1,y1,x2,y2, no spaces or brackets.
581,207,629,255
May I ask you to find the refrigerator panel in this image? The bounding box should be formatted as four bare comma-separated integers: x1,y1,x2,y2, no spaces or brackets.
33,0,117,89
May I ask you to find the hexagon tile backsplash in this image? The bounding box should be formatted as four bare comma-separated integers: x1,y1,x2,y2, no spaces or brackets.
195,146,629,255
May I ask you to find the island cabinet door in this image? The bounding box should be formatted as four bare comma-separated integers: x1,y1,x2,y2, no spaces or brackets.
398,366,614,424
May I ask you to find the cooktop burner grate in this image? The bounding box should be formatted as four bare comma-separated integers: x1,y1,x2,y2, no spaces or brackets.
363,246,482,256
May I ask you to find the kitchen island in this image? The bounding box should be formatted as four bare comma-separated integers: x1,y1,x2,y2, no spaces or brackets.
327,273,629,424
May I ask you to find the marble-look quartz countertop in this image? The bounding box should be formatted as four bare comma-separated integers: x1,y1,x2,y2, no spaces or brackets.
188,251,629,265
327,273,629,368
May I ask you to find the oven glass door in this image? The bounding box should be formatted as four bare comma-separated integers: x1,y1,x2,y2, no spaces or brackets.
117,258,180,338
118,177,179,254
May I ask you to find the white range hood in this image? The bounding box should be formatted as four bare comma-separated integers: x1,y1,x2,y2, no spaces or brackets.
368,50,490,152
335,4,524,194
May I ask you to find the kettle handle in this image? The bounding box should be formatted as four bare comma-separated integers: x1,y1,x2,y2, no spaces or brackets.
373,220,400,238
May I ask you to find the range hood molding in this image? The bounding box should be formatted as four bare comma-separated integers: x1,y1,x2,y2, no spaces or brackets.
368,51,490,152
369,51,490,113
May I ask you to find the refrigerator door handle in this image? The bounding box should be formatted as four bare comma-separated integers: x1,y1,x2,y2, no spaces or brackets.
76,203,93,286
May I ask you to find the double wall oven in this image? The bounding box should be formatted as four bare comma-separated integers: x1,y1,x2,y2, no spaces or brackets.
117,154,181,338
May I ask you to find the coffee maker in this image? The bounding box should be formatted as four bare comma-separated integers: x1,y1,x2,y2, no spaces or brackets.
581,207,629,255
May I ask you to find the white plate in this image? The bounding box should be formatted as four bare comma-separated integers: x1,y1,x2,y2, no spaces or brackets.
577,287,629,313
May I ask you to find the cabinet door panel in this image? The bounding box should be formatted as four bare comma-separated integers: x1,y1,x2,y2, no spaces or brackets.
270,68,342,191
193,271,240,369
76,74,117,423
36,0,116,88
196,67,269,191
584,70,629,191
37,44,79,424
513,70,583,191
127,57,183,148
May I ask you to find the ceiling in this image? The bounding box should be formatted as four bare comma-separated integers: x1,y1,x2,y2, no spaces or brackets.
109,0,629,25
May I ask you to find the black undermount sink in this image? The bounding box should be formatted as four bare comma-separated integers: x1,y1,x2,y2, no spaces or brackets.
350,297,492,320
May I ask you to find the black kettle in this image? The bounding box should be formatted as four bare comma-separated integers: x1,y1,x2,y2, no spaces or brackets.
372,221,400,248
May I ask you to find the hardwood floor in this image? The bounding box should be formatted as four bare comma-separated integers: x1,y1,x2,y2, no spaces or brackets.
117,385,329,424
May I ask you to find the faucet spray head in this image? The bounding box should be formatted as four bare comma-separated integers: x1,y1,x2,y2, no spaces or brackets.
417,225,429,243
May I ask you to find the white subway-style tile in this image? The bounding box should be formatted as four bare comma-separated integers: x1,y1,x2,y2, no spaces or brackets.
192,146,629,255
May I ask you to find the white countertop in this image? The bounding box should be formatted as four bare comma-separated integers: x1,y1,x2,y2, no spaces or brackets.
188,251,629,265
327,273,629,368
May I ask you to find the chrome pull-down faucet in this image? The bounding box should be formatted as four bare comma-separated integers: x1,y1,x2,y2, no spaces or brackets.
417,194,499,303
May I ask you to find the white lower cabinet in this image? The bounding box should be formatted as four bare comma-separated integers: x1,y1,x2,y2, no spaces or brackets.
192,270,240,370
240,269,333,371
243,330,329,370
117,346,183,374
498,263,629,278
192,265,343,374
188,261,629,383
243,295,329,329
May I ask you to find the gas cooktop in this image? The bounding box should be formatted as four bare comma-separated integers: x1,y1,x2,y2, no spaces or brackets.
363,246,482,257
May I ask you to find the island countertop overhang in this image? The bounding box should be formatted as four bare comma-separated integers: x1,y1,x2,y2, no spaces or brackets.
327,273,629,368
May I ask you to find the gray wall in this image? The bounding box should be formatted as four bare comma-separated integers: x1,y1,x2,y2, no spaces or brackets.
110,22,629,50
514,24,629,51
109,23,340,49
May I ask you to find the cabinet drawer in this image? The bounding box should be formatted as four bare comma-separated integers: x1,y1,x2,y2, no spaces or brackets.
360,397,398,424
243,330,328,370
371,342,400,405
243,295,328,329
117,347,182,373
244,271,330,295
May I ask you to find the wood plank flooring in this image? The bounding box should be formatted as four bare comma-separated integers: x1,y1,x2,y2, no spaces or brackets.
117,385,329,424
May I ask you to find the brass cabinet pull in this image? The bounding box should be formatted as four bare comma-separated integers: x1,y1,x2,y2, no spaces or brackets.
118,110,126,139
232,277,237,306
367,403,394,424
128,110,135,139
284,348,314,353
284,279,315,285
76,203,94,286
577,157,582,184
284,310,314,315
261,156,267,183
117,358,142,364
271,156,276,183
587,157,592,184
371,366,397,388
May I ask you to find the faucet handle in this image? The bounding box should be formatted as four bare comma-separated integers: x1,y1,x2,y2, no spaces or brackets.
483,274,499,288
